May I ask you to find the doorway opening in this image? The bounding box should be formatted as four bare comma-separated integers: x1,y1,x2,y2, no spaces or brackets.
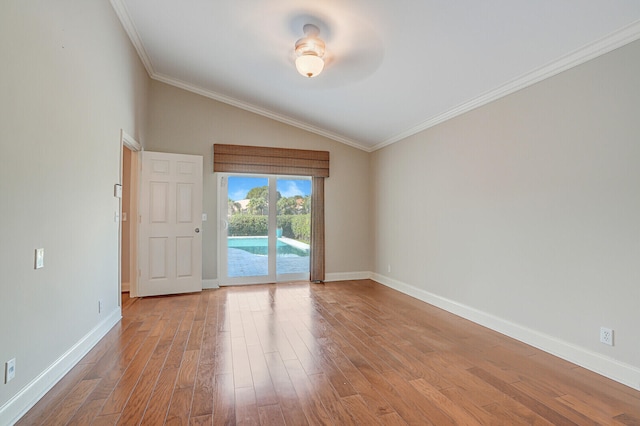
119,130,141,299
219,174,311,285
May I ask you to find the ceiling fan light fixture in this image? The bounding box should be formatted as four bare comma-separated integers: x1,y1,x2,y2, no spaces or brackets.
295,24,325,78
295,54,324,78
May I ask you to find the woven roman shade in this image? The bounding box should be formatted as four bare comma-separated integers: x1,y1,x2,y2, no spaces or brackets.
214,144,328,282
213,144,329,177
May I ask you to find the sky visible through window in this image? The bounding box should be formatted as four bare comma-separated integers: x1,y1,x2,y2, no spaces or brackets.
228,176,311,201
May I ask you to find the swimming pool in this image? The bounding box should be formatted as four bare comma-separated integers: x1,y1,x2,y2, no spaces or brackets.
228,236,309,257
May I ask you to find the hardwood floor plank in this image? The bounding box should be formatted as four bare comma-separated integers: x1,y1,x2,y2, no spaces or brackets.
191,362,215,417
382,369,456,425
231,336,254,389
263,351,309,426
482,400,551,426
235,386,260,426
165,330,192,369
319,339,395,418
189,414,213,425
213,330,233,375
257,404,286,426
165,386,195,425
340,394,385,425
213,373,236,426
469,366,578,425
246,344,279,406
91,413,120,426
117,321,178,425
280,321,323,376
176,349,200,389
377,412,408,426
283,358,333,425
252,311,278,354
510,379,600,426
556,394,627,426
99,331,163,416
410,377,482,425
439,386,497,425
613,413,640,425
66,397,107,425
18,281,640,425
307,373,356,425
139,366,180,426
16,362,94,426
40,378,100,426
347,353,431,425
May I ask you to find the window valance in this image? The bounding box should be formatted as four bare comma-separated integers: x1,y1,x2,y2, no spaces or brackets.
213,144,329,177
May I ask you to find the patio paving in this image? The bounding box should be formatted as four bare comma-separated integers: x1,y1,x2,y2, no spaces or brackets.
228,247,309,277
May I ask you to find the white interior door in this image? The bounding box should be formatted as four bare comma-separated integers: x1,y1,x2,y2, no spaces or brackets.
139,151,203,296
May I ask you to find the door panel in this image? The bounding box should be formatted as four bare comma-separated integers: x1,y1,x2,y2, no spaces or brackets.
139,151,203,296
276,177,311,281
220,175,271,285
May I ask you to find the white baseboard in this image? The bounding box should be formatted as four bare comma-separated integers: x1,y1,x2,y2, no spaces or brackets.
0,308,122,426
370,272,640,391
121,281,130,292
202,279,219,289
324,271,371,282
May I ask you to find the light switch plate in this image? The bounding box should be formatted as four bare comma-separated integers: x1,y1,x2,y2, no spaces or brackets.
5,358,15,383
35,248,44,269
114,184,122,198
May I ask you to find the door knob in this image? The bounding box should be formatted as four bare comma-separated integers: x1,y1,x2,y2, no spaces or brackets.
195,228,200,233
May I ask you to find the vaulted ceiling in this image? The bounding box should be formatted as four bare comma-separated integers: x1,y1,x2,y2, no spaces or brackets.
111,0,640,151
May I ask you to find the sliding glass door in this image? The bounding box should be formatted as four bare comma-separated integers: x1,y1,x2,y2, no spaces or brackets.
219,174,310,285
275,177,311,281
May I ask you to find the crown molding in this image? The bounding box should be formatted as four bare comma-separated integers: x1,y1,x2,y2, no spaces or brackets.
150,73,371,152
109,0,155,76
373,18,640,152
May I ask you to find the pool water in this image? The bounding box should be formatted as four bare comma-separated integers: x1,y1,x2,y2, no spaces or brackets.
228,237,309,257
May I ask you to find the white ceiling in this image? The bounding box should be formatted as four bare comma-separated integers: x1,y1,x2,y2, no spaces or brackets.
111,1,640,152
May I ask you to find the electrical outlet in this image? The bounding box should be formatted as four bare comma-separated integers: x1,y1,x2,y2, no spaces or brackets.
600,327,614,346
5,358,15,383
387,264,391,273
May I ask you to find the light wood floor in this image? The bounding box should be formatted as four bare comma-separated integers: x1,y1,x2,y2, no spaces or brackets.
18,280,640,425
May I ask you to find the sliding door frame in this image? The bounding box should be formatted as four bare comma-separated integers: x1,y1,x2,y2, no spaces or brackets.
214,144,328,283
218,173,311,286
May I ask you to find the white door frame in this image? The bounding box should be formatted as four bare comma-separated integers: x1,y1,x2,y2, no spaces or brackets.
119,130,141,301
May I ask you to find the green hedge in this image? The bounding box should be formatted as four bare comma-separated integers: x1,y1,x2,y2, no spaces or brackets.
277,216,294,239
277,215,310,243
291,215,310,243
228,215,267,236
229,214,310,243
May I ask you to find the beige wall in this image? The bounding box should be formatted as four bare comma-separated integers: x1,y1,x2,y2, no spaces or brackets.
371,40,640,377
145,80,372,281
0,0,148,416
